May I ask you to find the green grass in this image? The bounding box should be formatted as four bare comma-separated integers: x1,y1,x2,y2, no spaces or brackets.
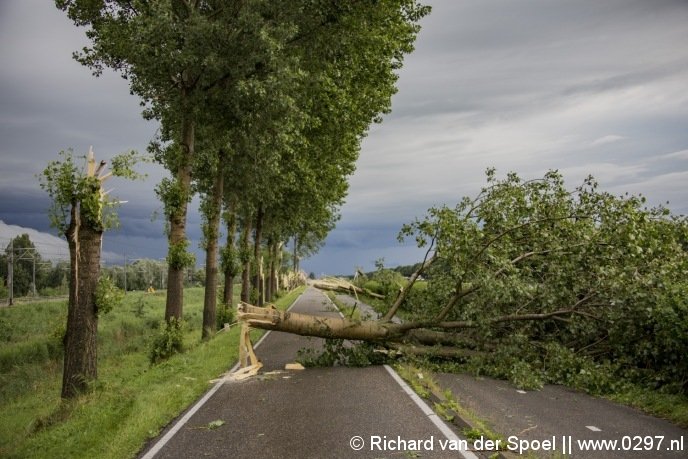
0,285,306,459
324,292,362,320
610,386,688,428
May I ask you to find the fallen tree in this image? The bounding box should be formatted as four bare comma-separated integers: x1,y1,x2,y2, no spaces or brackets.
312,277,385,300
235,170,688,392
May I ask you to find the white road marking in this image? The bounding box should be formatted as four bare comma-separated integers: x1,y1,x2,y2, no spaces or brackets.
322,291,478,458
140,291,306,459
384,365,480,459
586,425,602,432
516,390,527,394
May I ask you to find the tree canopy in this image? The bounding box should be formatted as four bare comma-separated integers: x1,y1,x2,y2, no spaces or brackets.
57,0,430,322
241,169,688,393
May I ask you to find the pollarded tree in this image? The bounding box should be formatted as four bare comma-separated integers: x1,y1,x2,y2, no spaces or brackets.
39,148,139,398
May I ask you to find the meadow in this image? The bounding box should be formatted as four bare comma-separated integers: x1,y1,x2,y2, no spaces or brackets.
0,286,305,458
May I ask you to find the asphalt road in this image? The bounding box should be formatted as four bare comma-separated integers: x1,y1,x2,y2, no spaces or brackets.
333,293,688,459
139,287,478,459
437,373,687,458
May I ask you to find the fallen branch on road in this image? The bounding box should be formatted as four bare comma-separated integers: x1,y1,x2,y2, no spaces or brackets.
312,277,385,300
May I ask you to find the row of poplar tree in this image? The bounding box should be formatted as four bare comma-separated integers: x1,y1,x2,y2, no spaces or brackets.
42,1,430,397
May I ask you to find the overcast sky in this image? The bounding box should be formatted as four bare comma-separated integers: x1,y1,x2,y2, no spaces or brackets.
1,0,687,276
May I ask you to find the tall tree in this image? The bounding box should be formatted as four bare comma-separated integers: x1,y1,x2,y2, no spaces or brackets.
58,0,430,324
198,146,225,340
56,0,293,322
39,148,139,398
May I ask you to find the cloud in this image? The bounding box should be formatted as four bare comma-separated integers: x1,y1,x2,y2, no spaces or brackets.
2,0,688,275
590,135,625,147
0,219,68,261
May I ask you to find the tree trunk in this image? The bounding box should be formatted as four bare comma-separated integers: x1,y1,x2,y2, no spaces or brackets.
202,156,224,340
252,205,264,305
266,239,275,301
275,241,283,293
165,111,194,322
222,205,237,307
292,236,299,273
237,301,580,350
240,219,252,303
62,215,102,399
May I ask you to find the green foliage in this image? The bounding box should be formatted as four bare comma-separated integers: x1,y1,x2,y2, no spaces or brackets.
0,286,306,458
39,149,142,234
220,245,241,277
509,360,543,391
166,240,196,270
149,318,184,364
364,259,407,302
94,276,124,316
1,234,45,297
0,283,7,299
297,339,387,368
155,177,190,223
215,306,235,330
401,169,688,392
56,0,430,300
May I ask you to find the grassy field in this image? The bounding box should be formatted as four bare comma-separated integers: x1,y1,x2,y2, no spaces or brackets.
0,286,305,459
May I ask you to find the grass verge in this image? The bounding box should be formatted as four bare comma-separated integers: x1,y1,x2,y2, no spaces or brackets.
0,285,305,459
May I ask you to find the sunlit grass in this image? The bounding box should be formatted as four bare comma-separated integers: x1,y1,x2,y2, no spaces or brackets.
0,285,305,459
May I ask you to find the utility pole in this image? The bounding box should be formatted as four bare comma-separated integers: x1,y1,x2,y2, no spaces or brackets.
8,239,13,306
32,253,36,296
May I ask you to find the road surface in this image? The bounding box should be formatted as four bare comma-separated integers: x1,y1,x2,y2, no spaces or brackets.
139,287,478,459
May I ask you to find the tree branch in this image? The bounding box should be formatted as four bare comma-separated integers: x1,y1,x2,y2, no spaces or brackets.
382,235,436,322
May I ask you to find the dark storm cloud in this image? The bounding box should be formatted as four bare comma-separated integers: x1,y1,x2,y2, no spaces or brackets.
0,0,167,259
1,0,687,275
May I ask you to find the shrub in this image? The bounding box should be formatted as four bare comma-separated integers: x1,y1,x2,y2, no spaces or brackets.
216,306,235,330
149,318,184,364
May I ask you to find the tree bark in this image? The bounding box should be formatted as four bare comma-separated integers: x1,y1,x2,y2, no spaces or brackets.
165,112,194,322
222,205,237,307
202,155,224,340
292,236,299,272
252,205,264,305
237,302,581,350
272,241,281,296
266,240,278,301
62,212,102,399
240,218,252,303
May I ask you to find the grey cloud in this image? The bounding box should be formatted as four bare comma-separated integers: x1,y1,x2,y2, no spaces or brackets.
2,0,688,275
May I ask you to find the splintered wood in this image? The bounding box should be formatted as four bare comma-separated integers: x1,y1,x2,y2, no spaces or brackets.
229,322,263,381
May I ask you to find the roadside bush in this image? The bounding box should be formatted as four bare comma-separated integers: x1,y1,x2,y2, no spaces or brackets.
149,318,184,364
216,306,235,330
362,280,382,295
